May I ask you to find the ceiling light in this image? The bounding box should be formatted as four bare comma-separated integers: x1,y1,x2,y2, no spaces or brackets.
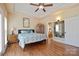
39,5,44,9
56,16,61,21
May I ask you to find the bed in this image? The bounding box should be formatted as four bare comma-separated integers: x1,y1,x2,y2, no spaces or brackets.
18,29,47,49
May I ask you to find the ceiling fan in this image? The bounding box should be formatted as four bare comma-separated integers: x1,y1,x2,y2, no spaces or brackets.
30,3,53,12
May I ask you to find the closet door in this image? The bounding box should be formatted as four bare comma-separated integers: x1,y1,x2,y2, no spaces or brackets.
65,16,79,47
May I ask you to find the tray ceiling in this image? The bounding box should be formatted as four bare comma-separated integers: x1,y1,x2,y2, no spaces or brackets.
5,3,76,18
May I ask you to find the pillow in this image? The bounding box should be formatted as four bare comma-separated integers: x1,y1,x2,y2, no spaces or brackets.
30,30,33,33
21,31,28,34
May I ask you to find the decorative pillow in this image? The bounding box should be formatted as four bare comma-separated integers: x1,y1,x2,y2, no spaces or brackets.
30,30,33,33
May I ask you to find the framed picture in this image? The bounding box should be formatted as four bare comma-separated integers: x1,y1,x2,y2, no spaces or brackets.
23,18,30,28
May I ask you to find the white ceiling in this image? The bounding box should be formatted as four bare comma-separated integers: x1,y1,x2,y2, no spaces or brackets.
6,3,76,18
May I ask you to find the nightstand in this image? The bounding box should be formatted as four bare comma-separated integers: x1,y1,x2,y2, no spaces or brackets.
8,34,18,44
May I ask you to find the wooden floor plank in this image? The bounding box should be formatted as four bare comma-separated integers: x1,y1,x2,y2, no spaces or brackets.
4,39,79,56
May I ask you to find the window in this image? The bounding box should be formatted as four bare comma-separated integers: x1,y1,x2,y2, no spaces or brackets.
55,24,59,32
54,20,64,38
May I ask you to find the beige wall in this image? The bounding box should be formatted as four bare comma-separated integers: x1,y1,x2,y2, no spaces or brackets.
0,4,7,17
8,12,42,34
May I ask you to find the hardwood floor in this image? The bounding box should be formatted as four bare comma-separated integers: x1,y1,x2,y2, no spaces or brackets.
4,39,79,56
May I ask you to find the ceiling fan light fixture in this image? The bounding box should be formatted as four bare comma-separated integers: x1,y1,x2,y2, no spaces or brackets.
30,3,53,12
39,5,44,9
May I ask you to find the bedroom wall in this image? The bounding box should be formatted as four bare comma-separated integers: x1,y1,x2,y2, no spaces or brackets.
39,16,56,37
42,4,79,47
8,12,42,34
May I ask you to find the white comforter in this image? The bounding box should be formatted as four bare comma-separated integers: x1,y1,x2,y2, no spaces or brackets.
18,33,47,48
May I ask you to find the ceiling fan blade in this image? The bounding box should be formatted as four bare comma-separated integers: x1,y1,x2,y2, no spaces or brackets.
39,3,44,5
30,3,39,6
35,8,39,12
43,8,46,12
44,4,53,7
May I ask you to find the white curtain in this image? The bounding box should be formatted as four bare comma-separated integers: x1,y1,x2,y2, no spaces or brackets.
4,17,7,45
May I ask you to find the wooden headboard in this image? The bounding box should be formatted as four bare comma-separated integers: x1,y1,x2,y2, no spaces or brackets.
18,29,35,34
36,23,44,34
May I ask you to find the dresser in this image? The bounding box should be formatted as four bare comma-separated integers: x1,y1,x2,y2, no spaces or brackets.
48,31,53,38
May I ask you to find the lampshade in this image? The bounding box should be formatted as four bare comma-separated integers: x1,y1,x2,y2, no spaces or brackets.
11,27,14,31
11,27,16,35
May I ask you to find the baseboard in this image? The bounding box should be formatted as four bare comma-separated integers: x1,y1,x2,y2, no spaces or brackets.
64,42,79,48
54,39,79,48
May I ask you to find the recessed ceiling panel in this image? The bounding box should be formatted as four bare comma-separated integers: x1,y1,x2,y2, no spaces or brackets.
6,3,76,18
